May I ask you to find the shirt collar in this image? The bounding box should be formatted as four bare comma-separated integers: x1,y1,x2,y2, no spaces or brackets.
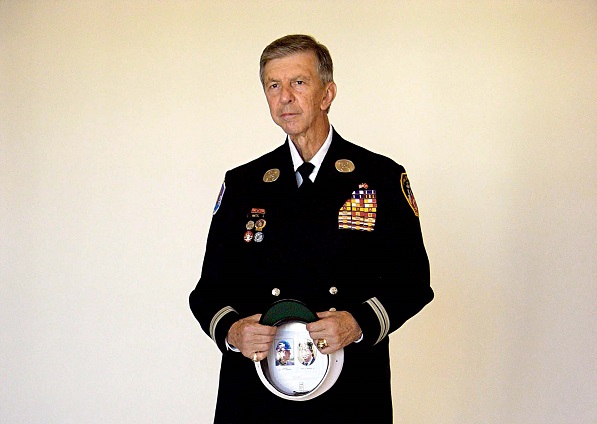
289,125,334,181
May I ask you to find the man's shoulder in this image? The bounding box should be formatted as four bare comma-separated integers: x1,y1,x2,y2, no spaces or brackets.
332,131,404,172
225,143,288,181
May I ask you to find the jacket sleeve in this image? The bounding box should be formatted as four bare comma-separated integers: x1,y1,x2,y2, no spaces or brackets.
349,163,433,347
189,172,241,354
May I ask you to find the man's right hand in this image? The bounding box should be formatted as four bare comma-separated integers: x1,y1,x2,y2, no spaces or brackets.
227,314,277,361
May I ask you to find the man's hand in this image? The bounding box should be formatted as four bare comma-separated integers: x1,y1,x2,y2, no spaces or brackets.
306,310,363,353
227,314,277,361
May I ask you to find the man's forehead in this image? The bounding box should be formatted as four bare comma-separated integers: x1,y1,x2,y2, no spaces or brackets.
263,51,318,80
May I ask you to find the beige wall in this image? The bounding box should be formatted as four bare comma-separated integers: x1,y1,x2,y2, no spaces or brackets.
1,1,595,423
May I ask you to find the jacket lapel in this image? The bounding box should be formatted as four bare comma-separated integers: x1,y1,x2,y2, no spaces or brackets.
313,130,362,208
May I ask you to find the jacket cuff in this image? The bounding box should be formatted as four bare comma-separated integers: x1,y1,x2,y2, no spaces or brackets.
210,306,240,354
350,297,390,346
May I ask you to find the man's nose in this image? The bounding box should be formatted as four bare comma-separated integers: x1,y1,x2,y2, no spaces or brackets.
280,84,294,103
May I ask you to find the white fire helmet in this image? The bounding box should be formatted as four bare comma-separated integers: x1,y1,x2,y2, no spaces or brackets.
255,299,344,401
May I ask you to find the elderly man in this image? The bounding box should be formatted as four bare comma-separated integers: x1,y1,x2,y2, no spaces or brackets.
189,34,433,423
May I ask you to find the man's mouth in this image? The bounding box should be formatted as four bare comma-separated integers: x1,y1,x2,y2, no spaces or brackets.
280,111,298,119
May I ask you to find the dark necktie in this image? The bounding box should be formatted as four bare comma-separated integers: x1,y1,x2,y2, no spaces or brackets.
297,161,315,188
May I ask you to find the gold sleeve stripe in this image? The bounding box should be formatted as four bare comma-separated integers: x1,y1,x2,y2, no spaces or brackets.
365,297,390,345
209,306,238,342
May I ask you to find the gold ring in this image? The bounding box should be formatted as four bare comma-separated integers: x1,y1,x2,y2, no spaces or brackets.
316,339,328,350
252,352,259,362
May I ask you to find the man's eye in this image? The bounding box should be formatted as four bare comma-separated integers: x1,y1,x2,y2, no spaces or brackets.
295,80,303,85
269,83,278,89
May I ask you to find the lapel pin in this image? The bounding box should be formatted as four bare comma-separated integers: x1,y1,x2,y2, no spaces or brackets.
263,168,280,182
335,159,355,173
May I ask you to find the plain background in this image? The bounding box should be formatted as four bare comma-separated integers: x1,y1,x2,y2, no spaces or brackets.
1,1,595,423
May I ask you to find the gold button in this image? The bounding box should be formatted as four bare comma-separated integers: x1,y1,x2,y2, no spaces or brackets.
329,286,338,295
329,307,336,312
272,288,280,296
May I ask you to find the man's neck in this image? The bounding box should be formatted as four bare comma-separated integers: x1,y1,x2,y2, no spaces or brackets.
289,119,330,162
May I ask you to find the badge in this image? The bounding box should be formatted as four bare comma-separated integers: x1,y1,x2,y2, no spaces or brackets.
246,221,255,230
213,181,226,215
400,173,419,217
243,231,253,242
255,219,266,231
250,208,266,217
263,168,280,182
335,159,355,173
254,232,264,242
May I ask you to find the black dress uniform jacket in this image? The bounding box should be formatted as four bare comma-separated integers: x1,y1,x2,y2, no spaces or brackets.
190,129,434,423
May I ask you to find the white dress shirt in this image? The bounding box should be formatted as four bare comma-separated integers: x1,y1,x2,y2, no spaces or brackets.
289,125,334,187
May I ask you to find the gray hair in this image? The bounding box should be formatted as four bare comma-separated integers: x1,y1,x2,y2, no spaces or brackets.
259,34,334,87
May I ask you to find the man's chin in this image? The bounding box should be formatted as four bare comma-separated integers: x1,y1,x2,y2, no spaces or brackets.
275,120,302,135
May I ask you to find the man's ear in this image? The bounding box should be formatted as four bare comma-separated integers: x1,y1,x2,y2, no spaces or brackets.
321,81,337,111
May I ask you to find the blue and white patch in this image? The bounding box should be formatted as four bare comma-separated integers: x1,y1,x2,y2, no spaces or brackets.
213,181,226,215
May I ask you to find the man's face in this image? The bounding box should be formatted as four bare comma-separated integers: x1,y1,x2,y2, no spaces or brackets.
277,346,291,363
299,344,312,361
282,350,291,362
262,51,334,138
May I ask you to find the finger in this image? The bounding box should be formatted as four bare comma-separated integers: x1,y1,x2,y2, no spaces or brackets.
306,320,326,333
316,311,333,319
